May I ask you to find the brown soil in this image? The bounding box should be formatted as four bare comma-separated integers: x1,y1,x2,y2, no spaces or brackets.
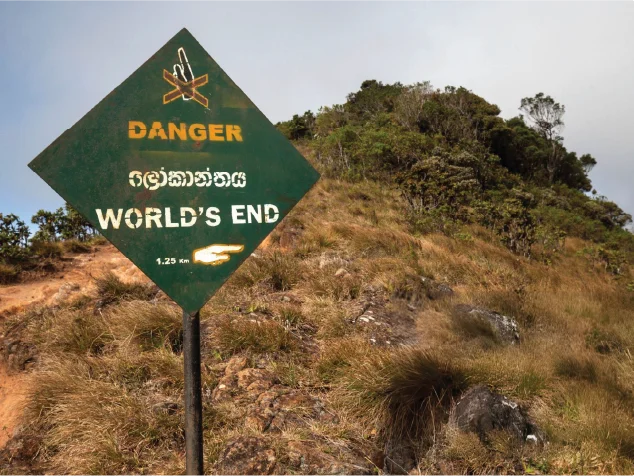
0,364,28,447
0,245,150,317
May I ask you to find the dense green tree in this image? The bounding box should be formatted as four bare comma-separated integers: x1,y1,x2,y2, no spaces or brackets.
31,209,61,242
344,80,404,121
280,79,632,259
31,204,96,242
277,111,316,140
0,213,30,260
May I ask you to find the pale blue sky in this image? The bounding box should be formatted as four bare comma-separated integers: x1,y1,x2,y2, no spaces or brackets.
1,2,633,227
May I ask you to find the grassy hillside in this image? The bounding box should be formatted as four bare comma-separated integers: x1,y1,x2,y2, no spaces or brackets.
2,81,634,474
2,176,633,474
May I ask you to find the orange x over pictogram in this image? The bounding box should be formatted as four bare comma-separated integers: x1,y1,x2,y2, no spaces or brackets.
162,69,209,108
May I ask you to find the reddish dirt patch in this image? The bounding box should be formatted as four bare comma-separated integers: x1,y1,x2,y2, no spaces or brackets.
0,245,151,316
0,364,28,448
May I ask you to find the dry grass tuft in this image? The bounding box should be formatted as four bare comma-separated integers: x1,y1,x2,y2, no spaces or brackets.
335,346,466,445
107,301,183,352
41,309,111,355
61,239,91,253
554,355,598,383
30,240,63,259
214,317,296,355
94,272,158,307
27,356,184,475
231,251,301,291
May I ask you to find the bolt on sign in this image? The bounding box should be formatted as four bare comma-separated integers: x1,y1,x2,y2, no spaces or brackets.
29,28,320,314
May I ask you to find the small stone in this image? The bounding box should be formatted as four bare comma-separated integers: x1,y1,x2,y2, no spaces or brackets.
359,317,370,323
334,268,347,277
281,296,291,302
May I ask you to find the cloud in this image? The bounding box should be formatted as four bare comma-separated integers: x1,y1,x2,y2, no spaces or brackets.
1,1,632,223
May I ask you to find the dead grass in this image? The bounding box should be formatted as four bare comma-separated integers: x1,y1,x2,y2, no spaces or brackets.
231,251,301,291
6,177,634,474
107,301,182,352
30,240,63,259
333,345,466,446
214,316,297,355
27,356,184,475
94,272,158,307
61,239,91,253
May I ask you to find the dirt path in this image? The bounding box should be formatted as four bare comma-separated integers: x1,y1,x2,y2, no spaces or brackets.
0,245,150,316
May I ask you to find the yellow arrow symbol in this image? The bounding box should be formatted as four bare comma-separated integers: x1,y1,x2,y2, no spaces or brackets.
193,244,244,265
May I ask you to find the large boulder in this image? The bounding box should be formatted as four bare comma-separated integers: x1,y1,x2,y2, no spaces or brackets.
451,386,542,444
453,304,520,345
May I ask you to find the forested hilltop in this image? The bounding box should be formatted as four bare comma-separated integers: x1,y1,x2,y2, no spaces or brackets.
278,80,633,269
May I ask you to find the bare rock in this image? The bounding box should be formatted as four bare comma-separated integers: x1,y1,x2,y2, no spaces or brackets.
237,368,276,397
216,436,277,475
453,304,520,344
246,388,337,432
211,355,249,402
451,385,543,444
286,440,372,475
225,355,248,375
53,282,81,303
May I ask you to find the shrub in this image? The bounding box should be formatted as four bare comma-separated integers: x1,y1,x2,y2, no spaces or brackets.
62,239,91,253
30,240,63,259
0,212,30,261
474,191,537,257
0,262,20,284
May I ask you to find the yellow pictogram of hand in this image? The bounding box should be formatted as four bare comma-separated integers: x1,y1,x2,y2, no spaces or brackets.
193,244,244,265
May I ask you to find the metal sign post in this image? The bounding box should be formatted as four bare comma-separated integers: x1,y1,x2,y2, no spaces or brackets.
28,28,320,475
183,309,203,474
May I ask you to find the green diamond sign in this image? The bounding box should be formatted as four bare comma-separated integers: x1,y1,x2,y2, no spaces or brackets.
29,28,320,313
